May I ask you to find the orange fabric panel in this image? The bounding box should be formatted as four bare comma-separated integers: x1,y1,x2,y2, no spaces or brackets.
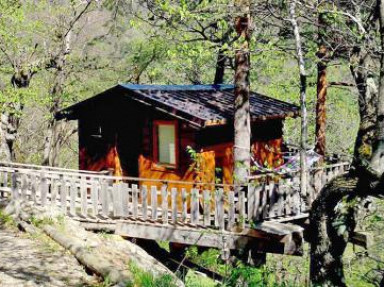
252,138,283,168
80,145,123,176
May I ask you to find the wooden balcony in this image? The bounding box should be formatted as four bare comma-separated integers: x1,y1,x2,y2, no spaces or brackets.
0,161,349,257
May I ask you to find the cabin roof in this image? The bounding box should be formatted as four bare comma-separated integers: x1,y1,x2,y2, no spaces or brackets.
57,84,300,128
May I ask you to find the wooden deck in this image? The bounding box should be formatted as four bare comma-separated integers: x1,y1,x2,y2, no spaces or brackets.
0,161,349,257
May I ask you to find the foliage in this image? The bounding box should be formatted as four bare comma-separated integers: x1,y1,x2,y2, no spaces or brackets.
127,261,178,287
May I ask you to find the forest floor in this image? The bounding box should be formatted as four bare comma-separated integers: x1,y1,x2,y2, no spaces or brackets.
0,203,98,287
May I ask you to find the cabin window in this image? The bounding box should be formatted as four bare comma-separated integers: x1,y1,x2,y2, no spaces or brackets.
153,120,178,167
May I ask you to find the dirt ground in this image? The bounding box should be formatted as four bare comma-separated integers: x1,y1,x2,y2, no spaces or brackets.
0,220,98,287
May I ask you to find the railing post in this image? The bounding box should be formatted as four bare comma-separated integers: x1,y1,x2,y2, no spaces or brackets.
11,171,18,200
161,185,168,224
40,172,48,206
2,171,8,199
0,171,3,198
60,176,67,214
238,186,245,229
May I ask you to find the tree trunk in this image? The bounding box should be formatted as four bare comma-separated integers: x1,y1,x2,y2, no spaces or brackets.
214,47,227,85
42,31,71,166
370,0,384,175
310,6,382,282
0,71,33,162
309,175,358,287
0,109,16,161
315,10,328,158
289,1,308,196
233,0,251,188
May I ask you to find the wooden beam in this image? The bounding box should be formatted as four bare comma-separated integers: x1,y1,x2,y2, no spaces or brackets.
350,232,373,249
115,220,303,256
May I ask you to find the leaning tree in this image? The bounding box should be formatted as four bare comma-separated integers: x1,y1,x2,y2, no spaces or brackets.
309,0,384,285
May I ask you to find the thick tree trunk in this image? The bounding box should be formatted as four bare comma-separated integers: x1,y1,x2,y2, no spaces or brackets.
289,1,308,196
233,0,251,187
309,175,358,287
370,0,384,175
310,10,381,283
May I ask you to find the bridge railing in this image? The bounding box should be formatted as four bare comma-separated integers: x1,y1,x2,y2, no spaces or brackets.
0,162,350,231
248,162,350,221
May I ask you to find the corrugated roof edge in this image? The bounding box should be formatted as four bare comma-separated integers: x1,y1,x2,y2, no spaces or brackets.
119,83,234,91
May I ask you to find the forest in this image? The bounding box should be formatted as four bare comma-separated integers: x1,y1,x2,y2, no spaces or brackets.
0,0,384,286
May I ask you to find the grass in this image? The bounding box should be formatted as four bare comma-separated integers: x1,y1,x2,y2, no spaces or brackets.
127,261,179,287
0,209,15,227
29,215,55,227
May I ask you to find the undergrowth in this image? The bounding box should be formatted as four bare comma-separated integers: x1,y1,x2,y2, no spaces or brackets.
127,261,178,287
0,209,15,227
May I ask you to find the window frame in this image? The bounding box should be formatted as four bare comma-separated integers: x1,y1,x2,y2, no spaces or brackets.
152,120,179,168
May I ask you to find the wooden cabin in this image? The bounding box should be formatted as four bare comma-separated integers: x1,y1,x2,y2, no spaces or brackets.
56,84,299,188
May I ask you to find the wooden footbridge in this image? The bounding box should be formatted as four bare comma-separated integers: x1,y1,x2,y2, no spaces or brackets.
0,161,349,258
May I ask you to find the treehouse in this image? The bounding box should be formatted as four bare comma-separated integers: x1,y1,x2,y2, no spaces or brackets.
56,84,300,187
0,85,351,260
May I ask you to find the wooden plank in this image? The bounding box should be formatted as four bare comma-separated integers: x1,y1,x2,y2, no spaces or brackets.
253,185,262,221
259,183,266,220
151,186,158,220
11,172,18,200
69,178,77,215
268,182,276,218
40,173,48,206
171,187,177,223
132,184,139,219
228,190,235,230
91,180,99,217
60,178,67,214
216,188,224,230
292,176,301,215
80,177,88,216
350,232,373,249
320,170,327,187
121,183,129,218
2,171,8,197
238,187,245,228
31,174,37,203
115,221,303,255
191,188,199,225
285,179,292,215
276,183,285,217
101,180,109,217
203,190,211,226
181,188,187,222
0,171,3,197
161,185,168,224
247,184,255,221
142,185,148,220
113,183,122,217
116,221,237,250
50,177,58,207
21,173,28,200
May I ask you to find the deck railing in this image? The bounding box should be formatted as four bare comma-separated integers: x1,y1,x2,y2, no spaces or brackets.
0,162,349,231
248,162,350,221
